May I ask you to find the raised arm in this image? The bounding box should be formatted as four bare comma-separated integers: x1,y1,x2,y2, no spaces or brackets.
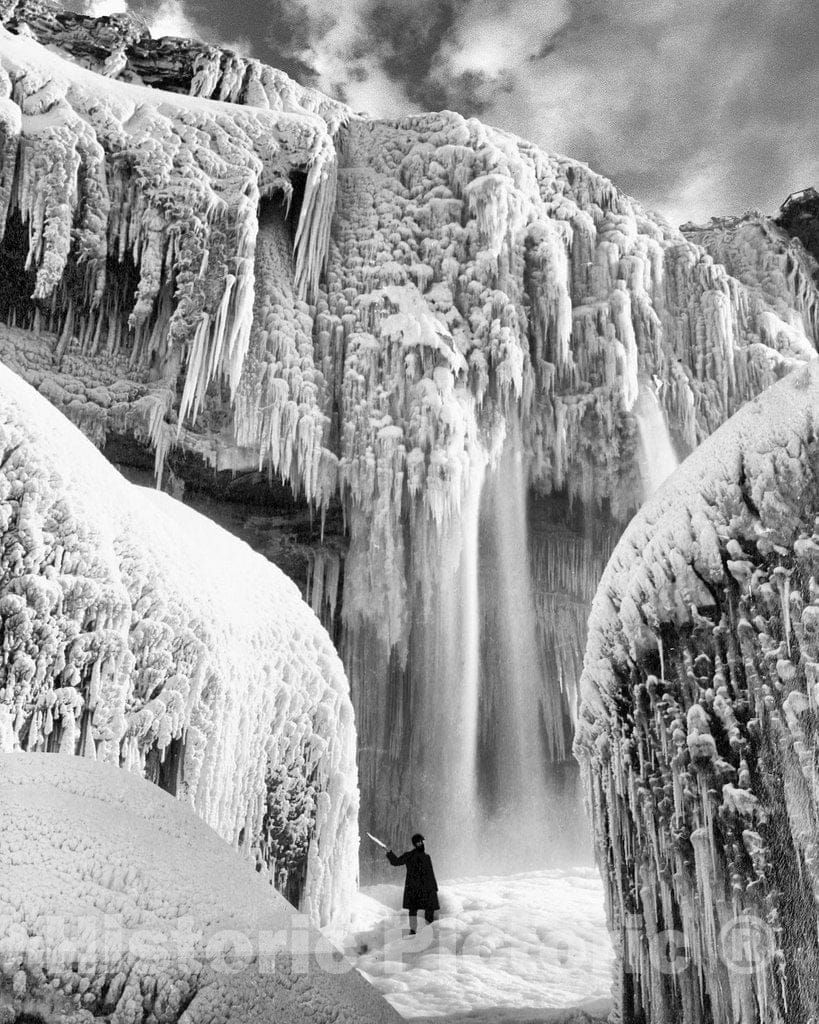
386,850,411,866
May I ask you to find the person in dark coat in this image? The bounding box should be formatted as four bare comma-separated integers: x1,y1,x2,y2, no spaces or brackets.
386,833,439,933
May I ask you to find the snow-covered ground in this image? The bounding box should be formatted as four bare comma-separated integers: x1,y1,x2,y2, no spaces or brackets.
335,870,614,1022
0,753,398,1024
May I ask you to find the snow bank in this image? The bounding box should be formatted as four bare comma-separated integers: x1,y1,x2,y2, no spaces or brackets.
0,360,358,926
575,360,819,1022
0,753,397,1024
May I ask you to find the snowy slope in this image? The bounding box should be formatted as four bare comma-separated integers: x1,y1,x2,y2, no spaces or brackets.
0,753,397,1024
0,359,358,926
575,359,819,1022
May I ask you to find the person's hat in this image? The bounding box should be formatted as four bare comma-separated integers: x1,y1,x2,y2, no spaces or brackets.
411,833,425,845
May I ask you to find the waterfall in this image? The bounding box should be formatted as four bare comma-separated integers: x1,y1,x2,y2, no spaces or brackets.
395,423,590,877
634,382,679,499
467,428,588,874
457,457,485,815
400,458,487,876
359,431,593,881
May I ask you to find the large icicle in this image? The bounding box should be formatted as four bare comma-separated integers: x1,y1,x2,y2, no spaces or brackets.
0,26,337,447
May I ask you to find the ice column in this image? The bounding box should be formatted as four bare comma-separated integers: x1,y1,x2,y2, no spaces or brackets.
455,456,486,815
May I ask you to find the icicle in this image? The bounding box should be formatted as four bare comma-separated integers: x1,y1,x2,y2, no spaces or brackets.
294,135,337,300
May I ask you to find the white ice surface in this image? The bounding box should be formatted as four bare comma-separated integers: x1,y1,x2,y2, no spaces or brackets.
334,870,613,1021
0,753,398,1023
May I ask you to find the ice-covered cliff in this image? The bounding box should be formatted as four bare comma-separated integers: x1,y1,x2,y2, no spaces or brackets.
575,361,819,1023
0,359,358,926
0,753,397,1023
0,1,817,871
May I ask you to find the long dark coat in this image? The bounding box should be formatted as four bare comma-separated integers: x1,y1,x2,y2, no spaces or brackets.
387,847,440,911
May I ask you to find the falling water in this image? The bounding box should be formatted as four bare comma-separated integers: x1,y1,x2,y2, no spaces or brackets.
457,457,485,814
468,427,587,872
372,430,593,879
404,457,487,875
634,382,679,499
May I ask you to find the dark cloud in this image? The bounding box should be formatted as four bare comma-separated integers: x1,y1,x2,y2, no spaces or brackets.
361,0,460,83
477,0,819,221
349,0,494,115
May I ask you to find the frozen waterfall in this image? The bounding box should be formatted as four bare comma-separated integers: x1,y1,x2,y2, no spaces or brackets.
412,425,590,878
409,457,487,866
634,381,679,499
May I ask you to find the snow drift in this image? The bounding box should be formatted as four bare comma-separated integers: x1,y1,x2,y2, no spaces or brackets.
0,753,396,1024
0,359,358,926
575,360,819,1022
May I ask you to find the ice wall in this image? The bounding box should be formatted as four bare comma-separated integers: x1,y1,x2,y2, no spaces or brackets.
575,362,819,1023
683,212,819,347
0,9,818,876
0,360,359,926
0,25,337,454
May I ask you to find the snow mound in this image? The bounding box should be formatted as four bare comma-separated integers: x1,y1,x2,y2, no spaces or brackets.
0,753,397,1024
0,360,358,926
575,359,819,1022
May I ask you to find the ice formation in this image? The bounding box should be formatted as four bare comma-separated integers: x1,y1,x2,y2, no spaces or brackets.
683,212,819,351
0,360,358,926
0,754,397,1023
0,2,817,871
575,362,819,1022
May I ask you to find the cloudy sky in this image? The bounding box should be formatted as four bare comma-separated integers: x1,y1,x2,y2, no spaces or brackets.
76,0,818,225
